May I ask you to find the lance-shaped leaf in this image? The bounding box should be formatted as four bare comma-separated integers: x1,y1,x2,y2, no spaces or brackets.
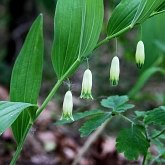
107,0,140,36
156,2,165,12
52,0,104,79
10,14,44,143
0,102,36,135
131,0,165,25
107,0,165,38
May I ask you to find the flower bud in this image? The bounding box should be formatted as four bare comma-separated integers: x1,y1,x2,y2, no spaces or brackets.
135,41,145,69
61,91,74,121
110,56,120,86
80,69,93,99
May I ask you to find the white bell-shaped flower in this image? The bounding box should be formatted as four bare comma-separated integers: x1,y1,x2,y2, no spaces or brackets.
110,56,120,86
135,41,145,69
80,69,93,99
61,90,74,121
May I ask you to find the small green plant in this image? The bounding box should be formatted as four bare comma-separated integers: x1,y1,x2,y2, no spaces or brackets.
0,0,165,164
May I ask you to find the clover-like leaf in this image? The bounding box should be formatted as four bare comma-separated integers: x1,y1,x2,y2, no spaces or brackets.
101,95,134,113
117,104,135,113
116,125,149,160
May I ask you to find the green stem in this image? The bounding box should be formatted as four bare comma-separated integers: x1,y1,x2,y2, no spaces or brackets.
94,10,165,51
94,25,132,50
35,79,62,119
10,122,32,165
35,58,81,119
144,126,150,142
119,114,134,124
151,129,165,140
94,37,110,50
142,153,147,165
94,10,165,50
10,58,81,164
149,10,165,18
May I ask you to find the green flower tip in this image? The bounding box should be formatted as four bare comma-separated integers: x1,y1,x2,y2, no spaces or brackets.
136,63,144,69
60,112,74,121
80,92,93,100
110,79,119,86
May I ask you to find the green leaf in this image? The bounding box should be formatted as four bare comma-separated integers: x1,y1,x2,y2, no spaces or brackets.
10,15,44,143
101,95,128,108
117,104,135,112
131,0,165,25
155,40,165,53
107,0,164,37
52,0,104,79
151,130,165,140
144,106,165,126
79,112,111,137
134,111,146,118
141,13,165,70
0,101,36,135
156,2,165,11
101,95,134,112
116,125,149,160
55,109,103,125
107,0,140,36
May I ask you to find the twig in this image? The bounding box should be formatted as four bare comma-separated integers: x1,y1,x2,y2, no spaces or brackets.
72,118,111,165
151,129,165,140
142,153,147,165
149,10,165,18
94,25,132,50
119,114,134,124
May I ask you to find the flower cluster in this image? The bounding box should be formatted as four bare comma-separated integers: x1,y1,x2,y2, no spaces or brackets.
60,40,145,120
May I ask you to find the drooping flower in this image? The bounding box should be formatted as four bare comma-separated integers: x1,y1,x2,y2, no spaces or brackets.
135,41,145,69
110,56,120,86
80,69,93,99
61,90,74,121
